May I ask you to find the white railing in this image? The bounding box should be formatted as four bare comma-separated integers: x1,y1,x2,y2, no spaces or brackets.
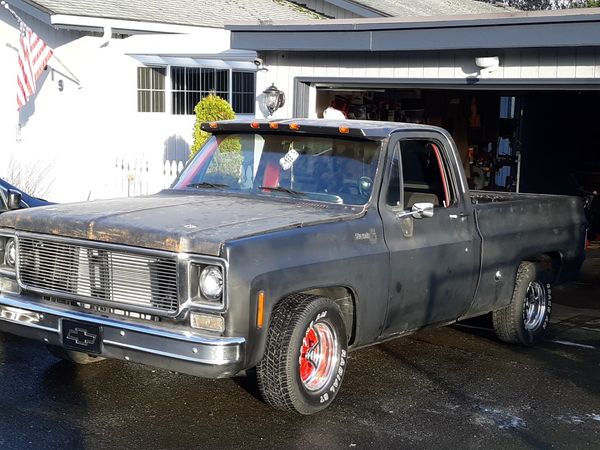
111,156,185,198
110,133,190,198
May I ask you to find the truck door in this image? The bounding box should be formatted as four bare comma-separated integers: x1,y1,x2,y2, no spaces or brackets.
379,133,479,336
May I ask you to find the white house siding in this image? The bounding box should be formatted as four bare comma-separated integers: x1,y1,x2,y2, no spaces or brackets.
0,9,246,202
0,8,87,199
256,48,600,119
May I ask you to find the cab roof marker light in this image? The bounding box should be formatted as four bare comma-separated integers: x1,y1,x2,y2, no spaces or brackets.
250,122,260,129
209,122,218,129
339,126,350,134
269,122,279,129
289,123,300,131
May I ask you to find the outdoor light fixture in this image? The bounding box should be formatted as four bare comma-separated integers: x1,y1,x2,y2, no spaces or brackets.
263,83,285,115
475,56,500,77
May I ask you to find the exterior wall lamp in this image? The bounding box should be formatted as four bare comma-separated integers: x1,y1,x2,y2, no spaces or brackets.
263,83,285,115
475,56,500,78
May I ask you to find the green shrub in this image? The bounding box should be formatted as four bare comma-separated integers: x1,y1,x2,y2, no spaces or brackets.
190,94,237,158
205,135,244,184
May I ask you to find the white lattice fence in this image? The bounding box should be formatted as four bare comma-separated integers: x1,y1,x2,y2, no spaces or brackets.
112,156,185,198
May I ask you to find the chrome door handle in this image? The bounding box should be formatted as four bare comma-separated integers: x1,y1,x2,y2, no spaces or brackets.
449,213,468,220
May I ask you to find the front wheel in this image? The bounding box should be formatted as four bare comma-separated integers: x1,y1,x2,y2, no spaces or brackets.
492,262,552,346
257,294,348,415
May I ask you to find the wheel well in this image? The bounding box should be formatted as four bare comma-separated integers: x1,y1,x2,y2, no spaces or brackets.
524,252,562,283
297,286,356,345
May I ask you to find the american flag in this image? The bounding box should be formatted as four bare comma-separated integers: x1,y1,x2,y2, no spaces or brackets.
17,21,53,110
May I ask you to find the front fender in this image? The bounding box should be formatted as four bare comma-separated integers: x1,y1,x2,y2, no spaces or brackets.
223,215,389,369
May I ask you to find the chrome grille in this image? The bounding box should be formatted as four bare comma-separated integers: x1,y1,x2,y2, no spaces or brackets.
17,236,179,314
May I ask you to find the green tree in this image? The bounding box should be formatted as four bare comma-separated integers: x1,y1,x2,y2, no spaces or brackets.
479,0,589,9
190,94,236,158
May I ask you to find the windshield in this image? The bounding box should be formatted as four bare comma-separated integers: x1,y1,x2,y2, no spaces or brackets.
173,133,381,205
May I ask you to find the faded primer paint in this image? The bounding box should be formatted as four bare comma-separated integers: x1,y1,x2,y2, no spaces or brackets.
0,120,587,382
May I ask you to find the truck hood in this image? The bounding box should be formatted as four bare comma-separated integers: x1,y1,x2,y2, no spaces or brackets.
0,191,362,256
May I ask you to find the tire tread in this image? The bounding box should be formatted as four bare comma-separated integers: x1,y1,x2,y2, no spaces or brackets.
257,294,345,414
492,261,550,346
492,262,533,343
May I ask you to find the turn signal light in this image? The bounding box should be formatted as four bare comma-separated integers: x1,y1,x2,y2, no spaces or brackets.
250,122,260,129
339,126,350,134
269,122,279,129
257,291,265,329
289,123,300,131
209,122,218,129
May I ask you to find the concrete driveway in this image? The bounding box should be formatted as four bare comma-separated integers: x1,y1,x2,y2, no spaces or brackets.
0,250,598,449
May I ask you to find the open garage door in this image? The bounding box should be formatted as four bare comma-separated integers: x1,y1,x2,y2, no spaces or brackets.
314,86,600,202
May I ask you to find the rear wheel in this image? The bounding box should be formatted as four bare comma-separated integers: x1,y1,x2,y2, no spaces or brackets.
257,294,348,415
46,345,105,364
492,262,552,346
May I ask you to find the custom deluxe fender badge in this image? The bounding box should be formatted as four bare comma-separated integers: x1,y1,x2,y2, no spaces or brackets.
354,228,377,244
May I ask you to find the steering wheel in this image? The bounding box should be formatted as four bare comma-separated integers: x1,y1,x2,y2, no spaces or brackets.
339,176,373,198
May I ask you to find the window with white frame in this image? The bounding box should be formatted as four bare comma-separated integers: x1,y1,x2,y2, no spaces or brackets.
171,67,229,115
137,67,166,112
137,65,255,115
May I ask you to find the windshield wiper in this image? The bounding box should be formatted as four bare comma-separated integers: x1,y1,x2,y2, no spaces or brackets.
188,182,229,189
258,186,306,197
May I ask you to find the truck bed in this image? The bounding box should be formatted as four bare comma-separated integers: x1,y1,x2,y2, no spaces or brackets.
465,190,587,317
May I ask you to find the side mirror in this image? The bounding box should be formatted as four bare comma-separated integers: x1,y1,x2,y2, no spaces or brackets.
7,190,22,211
395,202,435,220
411,202,434,219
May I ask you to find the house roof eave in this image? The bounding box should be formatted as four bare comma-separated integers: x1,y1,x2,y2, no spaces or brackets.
50,14,217,34
227,7,600,52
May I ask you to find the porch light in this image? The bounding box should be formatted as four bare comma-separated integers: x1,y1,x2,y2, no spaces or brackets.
263,83,285,115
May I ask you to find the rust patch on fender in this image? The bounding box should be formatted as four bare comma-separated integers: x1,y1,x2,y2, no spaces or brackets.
162,237,181,253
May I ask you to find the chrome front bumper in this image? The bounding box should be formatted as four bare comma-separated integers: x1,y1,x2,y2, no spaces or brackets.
0,293,245,378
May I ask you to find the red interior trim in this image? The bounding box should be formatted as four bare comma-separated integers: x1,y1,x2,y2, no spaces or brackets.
174,136,220,188
430,143,450,208
262,162,281,188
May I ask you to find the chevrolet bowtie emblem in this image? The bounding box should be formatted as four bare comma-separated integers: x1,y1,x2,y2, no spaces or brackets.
66,327,97,346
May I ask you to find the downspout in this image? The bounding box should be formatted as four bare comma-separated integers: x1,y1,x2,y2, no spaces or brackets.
100,24,112,47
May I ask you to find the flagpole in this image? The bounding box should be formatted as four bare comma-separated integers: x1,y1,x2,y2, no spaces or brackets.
48,55,81,86
1,0,81,85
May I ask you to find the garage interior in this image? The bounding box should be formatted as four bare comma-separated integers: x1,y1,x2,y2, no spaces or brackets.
316,86,600,202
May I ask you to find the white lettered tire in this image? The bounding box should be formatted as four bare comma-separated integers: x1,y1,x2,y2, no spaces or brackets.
257,294,348,414
492,262,552,346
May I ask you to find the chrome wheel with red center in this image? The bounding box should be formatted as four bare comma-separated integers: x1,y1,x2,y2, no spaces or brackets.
257,294,348,414
299,322,339,392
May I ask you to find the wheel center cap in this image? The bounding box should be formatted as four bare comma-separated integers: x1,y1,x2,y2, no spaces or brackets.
306,345,320,367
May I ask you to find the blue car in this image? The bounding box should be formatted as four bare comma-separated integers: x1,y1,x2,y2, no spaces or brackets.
0,178,51,212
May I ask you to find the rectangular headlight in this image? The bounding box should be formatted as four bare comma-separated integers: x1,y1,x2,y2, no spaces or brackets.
187,261,226,309
0,233,16,274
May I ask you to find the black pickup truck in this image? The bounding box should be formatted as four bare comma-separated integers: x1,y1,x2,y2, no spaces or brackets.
0,119,586,414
